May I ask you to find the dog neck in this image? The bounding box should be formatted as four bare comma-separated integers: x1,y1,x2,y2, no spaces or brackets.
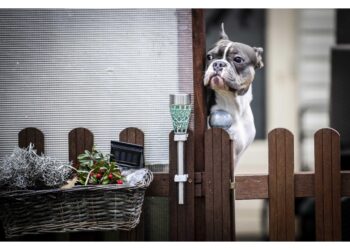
213,86,253,118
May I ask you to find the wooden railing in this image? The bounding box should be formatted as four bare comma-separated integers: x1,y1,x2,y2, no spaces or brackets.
5,126,350,241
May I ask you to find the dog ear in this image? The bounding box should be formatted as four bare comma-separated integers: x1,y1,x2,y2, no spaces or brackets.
254,47,264,69
219,23,229,40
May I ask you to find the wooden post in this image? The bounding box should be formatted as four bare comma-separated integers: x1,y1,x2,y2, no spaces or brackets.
192,8,207,241
119,127,145,241
268,128,295,241
169,130,195,241
314,128,342,241
204,128,235,241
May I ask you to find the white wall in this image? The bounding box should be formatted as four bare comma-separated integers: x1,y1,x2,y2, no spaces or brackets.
0,9,193,169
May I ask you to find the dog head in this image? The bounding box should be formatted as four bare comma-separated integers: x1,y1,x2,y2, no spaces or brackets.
204,23,264,95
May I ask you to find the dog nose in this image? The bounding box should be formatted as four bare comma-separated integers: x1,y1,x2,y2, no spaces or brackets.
213,61,227,72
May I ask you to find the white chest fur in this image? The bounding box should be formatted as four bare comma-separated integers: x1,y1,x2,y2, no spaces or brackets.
210,87,256,164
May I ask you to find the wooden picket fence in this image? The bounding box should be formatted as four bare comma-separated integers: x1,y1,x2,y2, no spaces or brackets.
201,127,349,241
1,126,144,241
1,126,350,241
167,127,350,241
236,127,348,241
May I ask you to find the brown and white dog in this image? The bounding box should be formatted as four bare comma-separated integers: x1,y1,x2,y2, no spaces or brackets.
204,24,264,165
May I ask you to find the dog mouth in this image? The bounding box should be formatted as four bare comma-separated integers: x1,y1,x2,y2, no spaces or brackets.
209,74,229,91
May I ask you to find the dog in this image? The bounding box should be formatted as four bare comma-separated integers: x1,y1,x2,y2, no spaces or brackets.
204,23,264,165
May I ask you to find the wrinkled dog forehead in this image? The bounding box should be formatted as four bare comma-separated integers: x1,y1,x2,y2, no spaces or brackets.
208,40,258,65
207,23,264,69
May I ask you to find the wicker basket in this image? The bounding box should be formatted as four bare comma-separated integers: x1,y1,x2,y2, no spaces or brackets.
0,169,153,238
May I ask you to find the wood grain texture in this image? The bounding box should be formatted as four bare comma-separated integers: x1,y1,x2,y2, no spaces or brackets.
18,127,44,155
268,128,295,241
212,128,223,240
235,174,268,200
142,170,350,199
67,127,94,241
204,128,234,241
331,131,342,240
314,128,342,241
285,129,295,240
169,130,195,241
68,127,93,167
268,129,278,240
146,173,169,197
14,127,48,241
169,131,178,240
185,130,195,240
119,127,144,146
178,130,195,241
119,127,145,241
204,128,214,241
192,8,207,241
221,129,234,240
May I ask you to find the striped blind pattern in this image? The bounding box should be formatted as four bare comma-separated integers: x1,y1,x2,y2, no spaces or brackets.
0,9,193,167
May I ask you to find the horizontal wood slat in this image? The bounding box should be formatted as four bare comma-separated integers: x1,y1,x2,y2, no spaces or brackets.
145,171,350,199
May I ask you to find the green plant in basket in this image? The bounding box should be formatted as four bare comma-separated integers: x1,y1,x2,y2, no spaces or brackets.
76,146,124,185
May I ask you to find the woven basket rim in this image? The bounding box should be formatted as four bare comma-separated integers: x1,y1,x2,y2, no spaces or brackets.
0,168,153,198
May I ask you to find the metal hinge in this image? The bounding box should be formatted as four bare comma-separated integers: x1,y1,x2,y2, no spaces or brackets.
194,171,205,197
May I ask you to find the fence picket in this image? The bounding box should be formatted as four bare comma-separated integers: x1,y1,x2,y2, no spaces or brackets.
204,128,214,241
204,128,235,241
68,127,94,167
68,127,94,241
119,127,145,241
314,128,342,241
268,128,295,241
18,127,44,155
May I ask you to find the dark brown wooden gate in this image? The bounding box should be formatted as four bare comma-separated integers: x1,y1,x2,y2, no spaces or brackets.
167,127,348,241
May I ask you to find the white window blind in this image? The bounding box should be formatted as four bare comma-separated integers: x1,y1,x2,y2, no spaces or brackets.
0,9,194,169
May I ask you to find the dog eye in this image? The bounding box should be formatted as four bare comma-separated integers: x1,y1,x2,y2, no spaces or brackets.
233,56,244,63
207,54,213,60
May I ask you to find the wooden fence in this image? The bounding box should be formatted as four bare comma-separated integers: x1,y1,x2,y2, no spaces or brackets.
2,126,350,241
167,127,350,241
2,126,144,241
235,127,347,241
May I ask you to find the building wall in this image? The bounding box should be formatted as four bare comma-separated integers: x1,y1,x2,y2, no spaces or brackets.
235,9,335,240
297,9,335,170
0,9,194,170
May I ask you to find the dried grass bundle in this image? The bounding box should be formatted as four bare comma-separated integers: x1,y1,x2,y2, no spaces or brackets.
0,144,73,190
